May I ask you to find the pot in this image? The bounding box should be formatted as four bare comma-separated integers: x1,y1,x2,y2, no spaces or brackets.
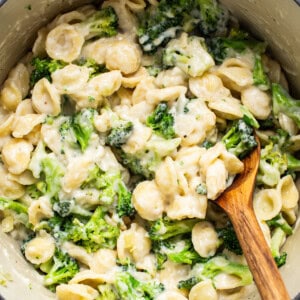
0,0,300,299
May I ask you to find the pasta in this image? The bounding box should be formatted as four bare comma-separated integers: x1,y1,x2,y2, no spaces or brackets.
0,1,299,299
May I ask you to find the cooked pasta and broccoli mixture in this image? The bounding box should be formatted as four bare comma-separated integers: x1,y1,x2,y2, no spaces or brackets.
0,0,300,299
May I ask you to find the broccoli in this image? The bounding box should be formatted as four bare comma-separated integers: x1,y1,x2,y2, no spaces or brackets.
26,184,43,200
67,206,120,253
240,105,260,129
77,7,118,40
195,183,207,195
267,214,293,236
97,284,118,300
163,34,215,77
52,200,92,218
286,153,300,172
253,54,270,91
207,29,267,64
268,128,291,151
149,217,199,241
72,108,97,151
202,256,253,286
43,248,79,290
257,143,287,187
217,223,243,255
153,237,209,267
30,57,66,87
81,165,121,205
106,122,134,148
76,57,107,78
146,102,175,139
197,0,229,37
39,157,64,199
270,227,288,268
137,0,195,53
116,182,135,218
0,197,28,225
221,119,258,159
272,83,300,128
115,271,164,299
177,277,200,290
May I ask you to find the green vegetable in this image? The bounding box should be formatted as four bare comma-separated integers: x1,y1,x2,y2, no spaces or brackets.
257,143,287,187
286,153,300,172
76,58,107,78
272,83,300,128
146,103,175,139
267,214,293,236
207,29,267,64
115,271,164,299
106,122,134,148
222,119,258,159
137,0,195,53
52,200,92,218
78,7,118,40
44,248,79,290
270,228,288,268
241,105,260,129
72,108,97,151
116,182,135,218
217,224,243,255
163,34,215,77
177,277,200,290
149,217,199,241
0,197,28,225
196,183,207,195
253,54,270,91
30,57,66,87
97,284,118,299
197,0,229,36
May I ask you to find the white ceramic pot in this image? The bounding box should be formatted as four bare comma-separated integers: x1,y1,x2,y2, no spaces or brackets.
0,1,299,299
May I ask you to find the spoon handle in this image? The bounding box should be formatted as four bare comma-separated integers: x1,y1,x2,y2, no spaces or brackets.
223,190,290,300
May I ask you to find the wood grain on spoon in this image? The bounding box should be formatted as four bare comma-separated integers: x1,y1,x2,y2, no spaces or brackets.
216,139,290,300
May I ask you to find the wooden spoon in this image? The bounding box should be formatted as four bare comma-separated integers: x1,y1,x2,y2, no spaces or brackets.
216,139,290,300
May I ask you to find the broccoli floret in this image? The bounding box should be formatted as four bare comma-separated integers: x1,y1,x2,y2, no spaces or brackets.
195,183,207,195
72,108,97,151
253,54,270,91
77,7,118,40
97,284,118,300
257,143,287,187
217,223,243,255
155,238,209,266
39,157,64,199
272,83,300,128
52,200,92,218
270,227,288,268
26,184,43,200
43,248,79,289
0,197,28,225
202,256,253,286
115,271,164,299
76,58,107,78
177,277,200,290
106,122,134,148
146,103,175,139
67,207,120,253
267,214,293,236
241,105,260,129
81,165,120,205
149,217,199,241
163,34,215,77
137,0,195,53
221,119,258,159
116,182,135,218
197,0,229,36
207,29,267,64
30,57,66,87
286,153,300,172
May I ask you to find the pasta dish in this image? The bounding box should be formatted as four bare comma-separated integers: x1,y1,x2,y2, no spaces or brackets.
0,0,299,299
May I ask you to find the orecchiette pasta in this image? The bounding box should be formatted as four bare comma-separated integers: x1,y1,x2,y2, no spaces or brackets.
24,231,55,265
28,196,54,226
192,221,219,258
46,24,84,62
32,78,61,116
132,181,164,220
189,280,218,300
12,114,45,138
56,283,99,300
276,175,299,211
253,189,282,221
155,67,188,88
157,291,188,300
